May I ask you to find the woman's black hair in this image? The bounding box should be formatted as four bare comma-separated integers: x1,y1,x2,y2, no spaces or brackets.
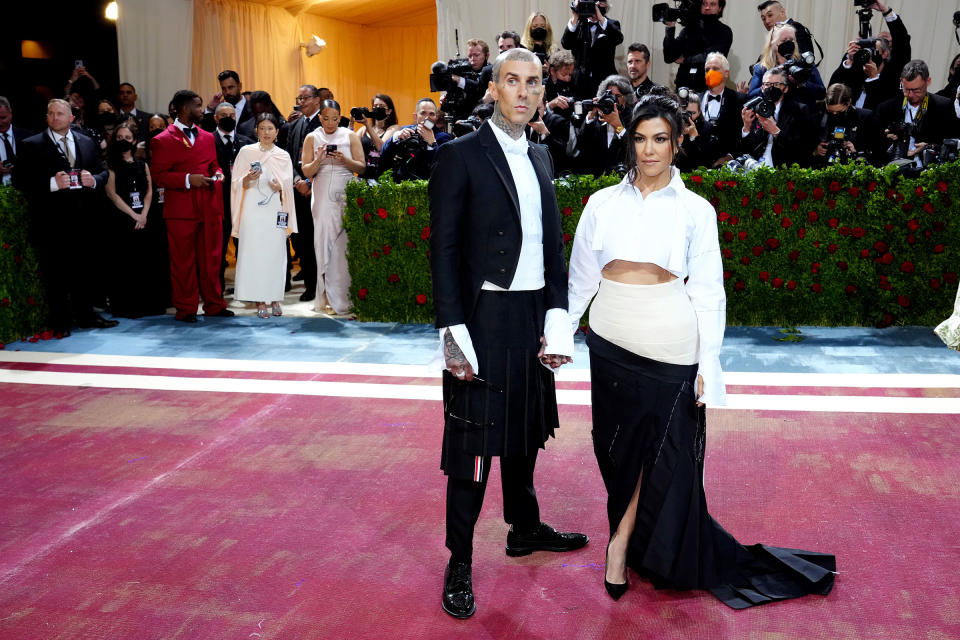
320,99,341,114
106,122,139,170
373,94,398,128
255,112,280,130
623,90,685,172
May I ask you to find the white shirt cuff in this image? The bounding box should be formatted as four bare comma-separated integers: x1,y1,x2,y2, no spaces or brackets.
567,20,577,32
696,355,727,407
50,176,60,192
864,75,879,83
457,77,466,90
185,174,191,189
884,12,898,22
842,59,852,69
955,99,960,119
434,325,480,375
543,307,574,358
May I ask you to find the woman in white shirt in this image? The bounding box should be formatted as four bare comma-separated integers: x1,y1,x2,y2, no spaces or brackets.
568,93,835,607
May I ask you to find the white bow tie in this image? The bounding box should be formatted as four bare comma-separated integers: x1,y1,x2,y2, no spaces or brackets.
503,136,529,156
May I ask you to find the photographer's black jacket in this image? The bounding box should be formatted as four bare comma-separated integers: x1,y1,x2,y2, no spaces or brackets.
875,93,960,157
663,17,732,93
560,18,624,99
457,64,493,120
810,105,881,168
574,116,627,177
738,97,816,168
828,14,910,112
699,87,745,167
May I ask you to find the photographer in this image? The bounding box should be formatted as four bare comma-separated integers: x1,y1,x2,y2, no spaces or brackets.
828,1,910,112
876,60,960,164
748,24,825,108
811,83,882,167
936,54,960,101
561,1,623,100
527,94,576,177
626,43,658,99
757,1,814,57
675,89,710,171
573,74,636,176
353,94,402,179
739,67,816,168
545,50,576,108
447,39,493,120
661,0,732,93
379,97,453,181
497,30,522,53
698,53,744,167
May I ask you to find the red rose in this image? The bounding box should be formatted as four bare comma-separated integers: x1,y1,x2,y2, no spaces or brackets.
902,203,914,212
837,261,848,270
740,256,750,265
723,270,732,280
900,261,914,273
421,226,431,240
796,189,808,201
1,297,9,306
751,208,762,219
741,196,750,207
922,203,935,214
934,244,945,253
930,278,941,289
881,252,894,265
860,249,870,258
407,206,417,216
828,218,839,228
807,210,818,222
766,238,780,250
40,330,54,341
770,187,778,195
13,255,22,264
813,241,821,248
755,191,765,201
752,245,763,257
759,271,769,282
710,197,720,208
370,250,381,259
28,335,39,343
897,295,910,307
562,206,573,216
582,195,590,205
789,250,800,262
416,294,427,304
382,244,392,255
933,221,947,231
26,297,35,306
563,233,572,244
729,216,739,226
937,180,948,192
738,231,748,241
357,197,364,207
735,280,746,291
377,207,388,219
713,180,726,191
812,283,822,293
722,248,733,259
773,277,783,288
884,223,894,232
811,262,820,274
787,280,797,290
782,217,792,229
358,288,368,300
852,227,865,238
1,242,9,249
906,234,916,244
829,181,841,193
387,273,400,283
887,188,897,199
867,181,878,192
827,243,838,254
405,241,416,248
874,241,888,252
812,187,824,200
845,284,857,295
945,272,958,283
691,175,703,184
839,226,851,237
826,199,836,210
791,202,800,211
717,211,730,222
879,276,892,291
925,230,932,238
848,186,860,197
915,186,925,197
363,213,372,223
723,231,734,242
786,181,795,191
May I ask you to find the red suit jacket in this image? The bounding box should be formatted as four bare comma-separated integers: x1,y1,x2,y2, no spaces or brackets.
150,123,224,221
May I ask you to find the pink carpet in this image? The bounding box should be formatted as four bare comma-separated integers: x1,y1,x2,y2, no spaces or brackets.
1,378,958,639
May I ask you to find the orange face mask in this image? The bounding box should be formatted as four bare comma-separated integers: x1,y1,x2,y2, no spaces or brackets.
705,69,725,89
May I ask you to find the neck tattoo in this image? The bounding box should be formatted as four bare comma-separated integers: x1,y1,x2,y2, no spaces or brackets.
492,104,526,140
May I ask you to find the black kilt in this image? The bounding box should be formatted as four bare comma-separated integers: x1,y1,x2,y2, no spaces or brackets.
441,289,560,481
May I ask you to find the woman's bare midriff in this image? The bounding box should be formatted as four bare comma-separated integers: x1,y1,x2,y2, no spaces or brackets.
601,260,677,285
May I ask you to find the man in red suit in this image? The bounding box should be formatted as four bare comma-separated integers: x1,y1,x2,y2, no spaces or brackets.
151,90,235,322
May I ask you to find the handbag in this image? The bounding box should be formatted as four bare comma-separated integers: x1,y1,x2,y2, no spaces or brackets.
934,281,960,351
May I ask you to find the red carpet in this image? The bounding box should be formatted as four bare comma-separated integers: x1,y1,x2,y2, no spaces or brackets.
1,379,958,639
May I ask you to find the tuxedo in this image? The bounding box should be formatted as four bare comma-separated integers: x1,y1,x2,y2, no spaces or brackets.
829,15,910,112
0,125,31,186
280,112,322,294
561,17,624,99
875,93,960,160
575,115,628,176
201,99,255,138
429,120,570,564
150,122,228,319
13,129,109,331
214,128,254,289
739,97,816,168
119,109,153,141
663,18,732,92
699,88,744,167
527,110,573,177
458,65,493,120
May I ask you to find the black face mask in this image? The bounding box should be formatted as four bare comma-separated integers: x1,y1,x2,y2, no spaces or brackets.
112,139,135,154
99,111,117,126
218,116,236,132
598,5,608,16
762,86,784,103
777,41,796,59
530,27,547,41
148,128,163,139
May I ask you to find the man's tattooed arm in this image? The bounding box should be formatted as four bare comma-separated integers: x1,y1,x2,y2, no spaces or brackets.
444,329,474,379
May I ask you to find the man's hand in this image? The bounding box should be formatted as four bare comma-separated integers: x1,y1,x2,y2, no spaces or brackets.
444,329,475,381
845,41,860,63
189,173,215,188
814,141,829,156
683,117,699,139
537,336,572,369
570,0,580,25
735,79,750,94
207,92,224,112
54,171,72,190
600,108,622,130
294,178,311,196
741,106,757,131
548,96,570,111
907,141,927,158
863,60,879,79
397,128,414,141
696,374,705,407
418,123,437,145
80,170,95,188
529,118,550,137
757,115,780,135
869,1,888,13
287,110,302,122
0,163,13,176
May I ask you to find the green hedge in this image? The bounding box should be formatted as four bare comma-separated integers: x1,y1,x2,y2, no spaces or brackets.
0,185,47,346
344,162,959,328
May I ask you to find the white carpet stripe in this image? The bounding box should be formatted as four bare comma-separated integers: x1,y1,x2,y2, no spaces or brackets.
2,369,959,414
1,351,959,388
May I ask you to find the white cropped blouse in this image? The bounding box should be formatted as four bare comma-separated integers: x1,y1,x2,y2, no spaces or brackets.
567,168,728,406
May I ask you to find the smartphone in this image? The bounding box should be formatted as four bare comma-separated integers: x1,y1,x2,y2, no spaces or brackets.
293,105,301,112
74,59,84,68
326,144,337,153
422,119,435,130
250,161,262,172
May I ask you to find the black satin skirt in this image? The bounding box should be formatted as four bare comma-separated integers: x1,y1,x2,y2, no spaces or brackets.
587,331,836,609
441,289,559,481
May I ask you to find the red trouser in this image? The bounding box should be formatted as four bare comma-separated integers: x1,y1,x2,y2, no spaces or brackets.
166,217,226,319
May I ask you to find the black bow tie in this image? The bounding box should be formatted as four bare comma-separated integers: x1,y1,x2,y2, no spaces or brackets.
707,94,722,103
184,126,198,139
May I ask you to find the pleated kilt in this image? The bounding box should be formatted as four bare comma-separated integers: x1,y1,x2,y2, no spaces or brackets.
441,289,559,481
587,331,836,609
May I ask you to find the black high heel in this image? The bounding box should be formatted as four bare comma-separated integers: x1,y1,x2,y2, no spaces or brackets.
604,537,628,601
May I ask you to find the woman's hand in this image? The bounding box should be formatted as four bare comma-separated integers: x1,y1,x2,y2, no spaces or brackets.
327,149,343,164
696,374,705,407
269,177,282,192
133,212,147,230
243,168,261,188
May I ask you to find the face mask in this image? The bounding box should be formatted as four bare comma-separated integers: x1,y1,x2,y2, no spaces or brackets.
218,116,236,132
598,5,608,16
531,27,547,41
777,41,796,59
762,86,783,102
113,139,135,154
148,128,163,139
99,111,117,126
704,69,725,89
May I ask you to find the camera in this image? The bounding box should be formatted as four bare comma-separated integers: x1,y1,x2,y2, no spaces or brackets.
852,39,883,67
886,121,916,161
572,0,598,18
823,127,850,164
430,58,477,115
743,94,777,119
853,0,872,6
677,87,695,125
350,106,388,121
725,154,763,173
574,89,618,118
920,138,960,166
652,0,699,25
452,115,483,137
782,52,816,87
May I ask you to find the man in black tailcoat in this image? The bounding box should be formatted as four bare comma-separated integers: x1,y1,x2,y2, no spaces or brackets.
428,47,588,621
561,0,623,99
212,102,254,292
13,99,116,335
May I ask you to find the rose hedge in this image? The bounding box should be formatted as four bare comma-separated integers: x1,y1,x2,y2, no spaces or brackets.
0,185,47,346
344,162,959,328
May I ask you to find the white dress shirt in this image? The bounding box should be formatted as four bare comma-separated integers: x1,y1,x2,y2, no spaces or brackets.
174,118,200,189
701,90,723,121
567,168,727,406
0,128,16,186
47,128,76,192
437,123,574,375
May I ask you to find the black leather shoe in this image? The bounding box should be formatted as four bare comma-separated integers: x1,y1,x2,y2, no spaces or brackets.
77,314,119,329
292,271,304,282
209,309,235,317
442,561,476,619
505,522,589,557
177,313,198,323
604,538,628,601
299,291,316,302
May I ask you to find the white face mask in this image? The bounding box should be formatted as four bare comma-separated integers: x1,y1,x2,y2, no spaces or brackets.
422,119,435,130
